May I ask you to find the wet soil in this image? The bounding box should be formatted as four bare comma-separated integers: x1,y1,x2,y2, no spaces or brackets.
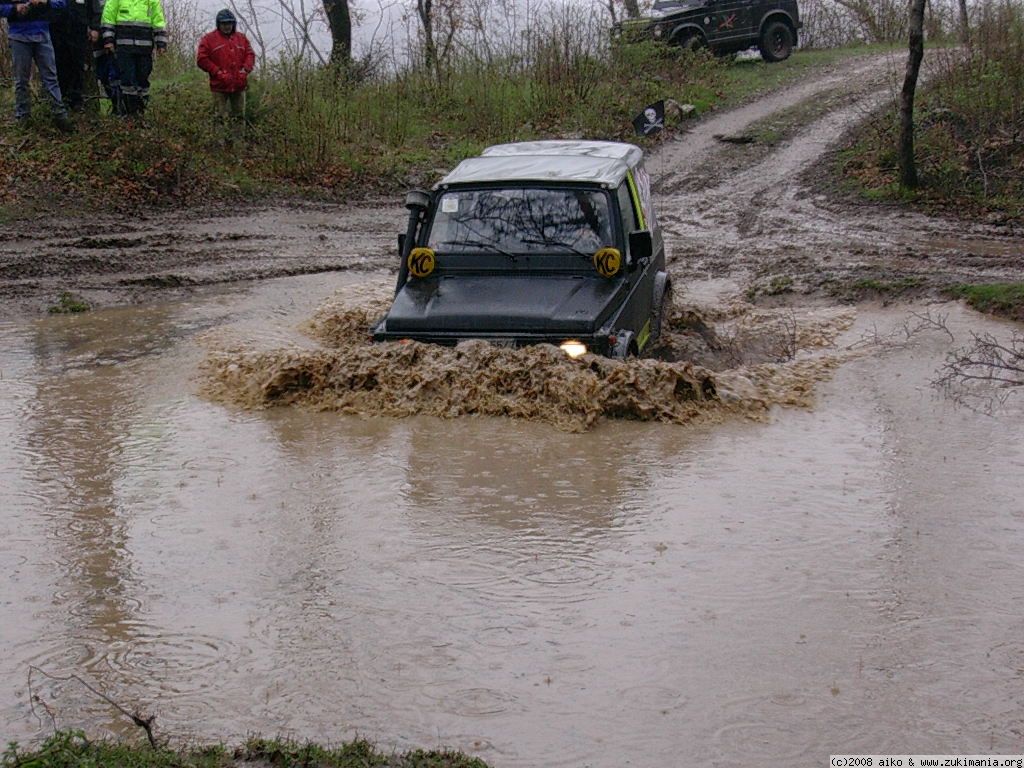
2,52,1021,318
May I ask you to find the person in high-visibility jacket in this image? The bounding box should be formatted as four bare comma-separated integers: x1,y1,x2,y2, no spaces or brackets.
100,0,165,115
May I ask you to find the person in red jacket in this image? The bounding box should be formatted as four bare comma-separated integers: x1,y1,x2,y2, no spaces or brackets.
196,9,254,139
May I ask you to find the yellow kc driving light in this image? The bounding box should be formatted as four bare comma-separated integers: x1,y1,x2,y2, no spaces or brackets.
559,341,588,358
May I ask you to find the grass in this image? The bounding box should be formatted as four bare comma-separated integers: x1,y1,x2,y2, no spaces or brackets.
947,283,1024,321
825,275,928,301
835,3,1024,221
746,274,795,300
712,41,901,108
47,292,91,314
1,731,492,768
0,38,895,211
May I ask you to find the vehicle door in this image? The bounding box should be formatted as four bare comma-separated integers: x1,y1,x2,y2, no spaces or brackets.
707,0,757,46
612,179,657,350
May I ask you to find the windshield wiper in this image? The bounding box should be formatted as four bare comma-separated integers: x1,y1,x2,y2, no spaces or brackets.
521,238,591,259
439,239,517,262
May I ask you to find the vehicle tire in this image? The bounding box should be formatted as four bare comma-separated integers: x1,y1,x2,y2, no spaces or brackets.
675,30,706,54
651,281,673,343
759,21,794,62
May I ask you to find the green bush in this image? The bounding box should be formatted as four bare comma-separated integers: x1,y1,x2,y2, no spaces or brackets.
839,0,1024,217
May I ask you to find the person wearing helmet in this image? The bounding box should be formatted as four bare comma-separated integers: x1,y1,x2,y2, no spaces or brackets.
196,9,255,141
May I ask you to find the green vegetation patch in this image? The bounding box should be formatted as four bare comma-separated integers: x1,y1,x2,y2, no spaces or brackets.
947,283,1024,322
0,40,897,211
2,731,491,768
746,274,795,301
825,275,927,301
835,7,1024,222
48,292,91,314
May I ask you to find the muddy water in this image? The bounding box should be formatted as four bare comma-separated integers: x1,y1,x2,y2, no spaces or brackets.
2,275,1024,766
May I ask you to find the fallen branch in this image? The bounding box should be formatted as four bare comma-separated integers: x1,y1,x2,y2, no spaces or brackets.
27,666,160,749
935,330,1024,413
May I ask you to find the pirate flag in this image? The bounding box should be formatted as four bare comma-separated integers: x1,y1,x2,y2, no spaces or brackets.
633,100,666,137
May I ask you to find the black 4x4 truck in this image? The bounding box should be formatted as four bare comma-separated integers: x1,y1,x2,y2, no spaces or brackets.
617,0,802,62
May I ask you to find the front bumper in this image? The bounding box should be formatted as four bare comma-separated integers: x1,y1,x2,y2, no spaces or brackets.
371,324,615,357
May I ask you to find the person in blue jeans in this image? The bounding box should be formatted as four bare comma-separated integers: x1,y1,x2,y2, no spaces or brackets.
0,0,74,130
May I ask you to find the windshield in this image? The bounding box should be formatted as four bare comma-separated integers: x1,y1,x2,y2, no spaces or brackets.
427,187,614,255
653,0,699,8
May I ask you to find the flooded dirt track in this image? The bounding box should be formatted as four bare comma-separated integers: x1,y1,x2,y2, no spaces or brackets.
3,273,1024,765
2,51,1024,767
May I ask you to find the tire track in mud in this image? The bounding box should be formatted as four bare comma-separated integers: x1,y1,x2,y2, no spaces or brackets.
648,53,899,194
649,51,1023,294
0,203,398,314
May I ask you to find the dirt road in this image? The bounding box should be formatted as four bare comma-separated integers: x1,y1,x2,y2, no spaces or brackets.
1,51,1020,317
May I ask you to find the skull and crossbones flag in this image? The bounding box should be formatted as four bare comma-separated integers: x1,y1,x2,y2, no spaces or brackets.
633,100,666,136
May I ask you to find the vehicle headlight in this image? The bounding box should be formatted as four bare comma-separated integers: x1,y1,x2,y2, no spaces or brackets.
653,24,664,38
560,341,588,359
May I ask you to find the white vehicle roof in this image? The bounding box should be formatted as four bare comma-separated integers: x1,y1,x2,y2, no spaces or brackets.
438,141,645,188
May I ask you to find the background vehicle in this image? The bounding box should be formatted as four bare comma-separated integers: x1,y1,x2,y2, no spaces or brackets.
371,141,673,359
616,0,802,62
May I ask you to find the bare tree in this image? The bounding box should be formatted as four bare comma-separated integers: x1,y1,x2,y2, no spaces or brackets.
324,0,353,65
898,0,928,188
956,0,970,46
413,0,460,74
265,0,328,65
226,0,267,69
415,0,437,70
831,0,894,39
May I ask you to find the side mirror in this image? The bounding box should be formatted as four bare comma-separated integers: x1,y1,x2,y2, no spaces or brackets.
628,230,653,271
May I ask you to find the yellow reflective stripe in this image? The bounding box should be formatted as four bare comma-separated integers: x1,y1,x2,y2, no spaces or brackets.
637,318,651,351
626,171,646,230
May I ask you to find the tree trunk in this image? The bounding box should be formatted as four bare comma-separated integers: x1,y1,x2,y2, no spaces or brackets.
417,0,437,73
957,0,970,47
622,0,641,18
898,0,927,188
324,0,352,65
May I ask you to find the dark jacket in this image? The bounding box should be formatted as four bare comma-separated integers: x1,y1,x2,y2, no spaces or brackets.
52,0,101,31
197,28,255,93
0,0,66,40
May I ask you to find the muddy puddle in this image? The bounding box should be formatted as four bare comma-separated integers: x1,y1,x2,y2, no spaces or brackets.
199,279,854,432
3,271,1024,766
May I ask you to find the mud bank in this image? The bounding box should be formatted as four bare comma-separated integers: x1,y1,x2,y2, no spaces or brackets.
3,53,1022,317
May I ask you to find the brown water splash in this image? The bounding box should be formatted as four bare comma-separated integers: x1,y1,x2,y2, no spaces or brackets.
202,290,852,431
204,340,718,432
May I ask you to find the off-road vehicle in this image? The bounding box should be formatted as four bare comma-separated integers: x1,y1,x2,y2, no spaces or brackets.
371,140,672,359
617,0,802,62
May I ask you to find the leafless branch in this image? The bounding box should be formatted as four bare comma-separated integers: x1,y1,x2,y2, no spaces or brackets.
844,308,954,351
935,331,1024,413
27,666,160,749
